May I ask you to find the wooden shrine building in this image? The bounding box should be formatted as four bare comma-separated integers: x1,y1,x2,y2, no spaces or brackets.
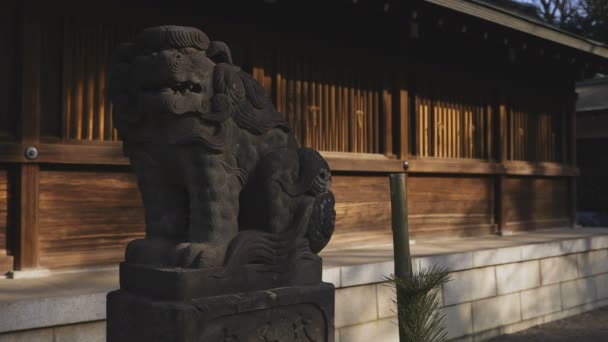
1,0,607,273
577,77,608,219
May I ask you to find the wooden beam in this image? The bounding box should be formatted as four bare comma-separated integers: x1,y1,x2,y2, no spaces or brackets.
15,163,40,270
503,161,577,176
407,158,504,175
322,152,404,173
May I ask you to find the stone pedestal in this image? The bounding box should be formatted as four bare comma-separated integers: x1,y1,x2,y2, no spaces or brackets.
107,281,334,342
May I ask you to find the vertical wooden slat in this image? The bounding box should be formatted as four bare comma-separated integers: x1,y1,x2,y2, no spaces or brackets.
86,28,96,141
348,74,355,152
276,52,283,114
366,85,373,153
433,98,438,158
323,75,330,151
398,88,408,159
330,73,337,151
62,20,72,140
295,59,302,146
415,95,420,156
302,60,310,148
487,104,493,159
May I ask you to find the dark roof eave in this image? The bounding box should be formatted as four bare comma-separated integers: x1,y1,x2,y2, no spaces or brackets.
424,0,608,60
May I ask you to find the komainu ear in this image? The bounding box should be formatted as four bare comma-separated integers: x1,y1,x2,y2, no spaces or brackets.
208,41,233,64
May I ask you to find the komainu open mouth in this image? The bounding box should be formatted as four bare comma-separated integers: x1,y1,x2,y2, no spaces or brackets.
142,80,204,95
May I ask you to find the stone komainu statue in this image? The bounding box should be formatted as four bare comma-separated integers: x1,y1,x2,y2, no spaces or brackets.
109,26,335,279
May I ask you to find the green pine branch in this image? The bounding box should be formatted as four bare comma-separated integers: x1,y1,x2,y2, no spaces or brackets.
387,264,452,342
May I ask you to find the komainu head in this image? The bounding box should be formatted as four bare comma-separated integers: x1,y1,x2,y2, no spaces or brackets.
109,26,289,150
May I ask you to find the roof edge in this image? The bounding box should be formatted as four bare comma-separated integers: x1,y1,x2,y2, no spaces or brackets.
424,0,608,59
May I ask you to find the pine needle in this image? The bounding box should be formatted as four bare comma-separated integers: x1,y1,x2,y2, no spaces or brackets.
386,264,452,342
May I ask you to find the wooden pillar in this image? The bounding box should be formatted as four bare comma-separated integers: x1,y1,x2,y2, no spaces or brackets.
568,91,577,228
15,164,40,270
495,96,508,235
15,11,42,270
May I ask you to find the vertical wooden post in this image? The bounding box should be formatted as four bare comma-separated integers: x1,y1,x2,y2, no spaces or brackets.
15,164,40,270
568,91,577,228
15,12,42,270
389,173,412,342
495,96,508,235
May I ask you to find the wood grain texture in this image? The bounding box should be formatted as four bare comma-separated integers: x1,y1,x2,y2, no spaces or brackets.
16,164,39,269
331,175,391,236
504,176,569,230
407,175,496,237
0,168,13,272
38,168,145,268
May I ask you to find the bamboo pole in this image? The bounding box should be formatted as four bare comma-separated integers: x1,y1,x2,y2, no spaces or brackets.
389,173,412,342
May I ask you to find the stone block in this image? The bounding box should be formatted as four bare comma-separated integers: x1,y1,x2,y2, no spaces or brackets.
577,250,608,277
443,267,496,306
521,241,563,260
444,303,472,340
520,284,561,320
323,267,341,288
594,273,608,300
107,284,335,342
340,261,393,288
54,321,106,342
540,254,578,285
473,246,521,268
472,293,521,332
449,336,473,342
0,328,53,342
560,238,589,254
591,235,608,250
335,284,377,327
376,282,396,319
495,260,540,295
338,318,398,342
561,278,597,309
0,293,106,333
417,252,473,272
499,317,544,335
472,328,500,342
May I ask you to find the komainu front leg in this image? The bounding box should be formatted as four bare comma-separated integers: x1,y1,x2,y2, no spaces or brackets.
124,148,189,266
176,151,242,268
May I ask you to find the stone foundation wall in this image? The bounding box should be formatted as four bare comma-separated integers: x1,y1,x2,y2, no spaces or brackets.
333,241,608,342
2,233,608,342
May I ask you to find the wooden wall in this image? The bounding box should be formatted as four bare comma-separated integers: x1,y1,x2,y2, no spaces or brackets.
0,2,582,271
38,168,144,268
331,174,392,245
408,175,495,238
504,177,569,231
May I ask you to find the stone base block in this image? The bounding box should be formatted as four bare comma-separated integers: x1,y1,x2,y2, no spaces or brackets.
107,283,334,342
